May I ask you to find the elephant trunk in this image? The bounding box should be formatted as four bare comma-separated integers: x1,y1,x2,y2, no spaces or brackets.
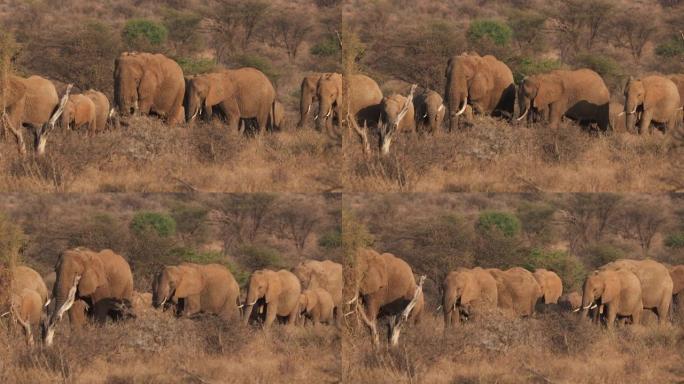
298,86,313,127
443,289,459,328
61,109,71,130
243,290,259,324
447,73,467,131
316,100,331,131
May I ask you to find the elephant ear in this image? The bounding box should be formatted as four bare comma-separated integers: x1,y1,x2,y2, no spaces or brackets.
206,76,227,107
601,272,620,304
175,265,204,298
305,291,318,313
138,69,160,99
265,272,282,304
460,275,479,306
534,75,563,109
79,255,107,296
470,71,493,100
360,259,387,295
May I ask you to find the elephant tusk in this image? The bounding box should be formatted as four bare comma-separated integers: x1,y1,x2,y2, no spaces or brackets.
324,108,332,118
582,303,594,310
618,111,625,117
572,307,581,312
435,305,442,313
306,104,311,115
44,298,51,308
159,297,167,307
423,113,428,119
247,300,258,306
0,311,9,318
343,310,356,317
346,295,358,305
438,104,444,112
237,304,244,308
627,106,638,115
313,114,319,120
453,97,468,116
590,303,598,310
517,106,529,121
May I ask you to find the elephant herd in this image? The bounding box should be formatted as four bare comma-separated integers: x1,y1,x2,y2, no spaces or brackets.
4,247,342,347
348,248,684,346
2,51,295,156
316,52,684,154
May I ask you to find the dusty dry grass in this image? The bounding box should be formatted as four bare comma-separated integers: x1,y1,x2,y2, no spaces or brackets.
0,308,340,384
342,311,684,384
0,117,341,193
344,117,679,193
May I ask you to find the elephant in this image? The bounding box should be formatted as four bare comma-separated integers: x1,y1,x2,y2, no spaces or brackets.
558,291,582,312
580,269,642,328
84,90,111,133
292,259,343,326
533,268,563,305
378,93,416,154
315,72,343,134
62,94,96,132
669,265,684,318
487,267,541,317
243,269,301,328
442,267,498,328
298,288,335,326
350,249,425,346
600,259,673,324
185,68,276,134
444,52,515,130
152,263,240,321
297,73,326,128
114,52,185,124
343,74,385,152
623,76,681,134
609,102,626,132
9,266,49,345
0,75,59,155
272,101,286,131
414,90,445,133
380,79,414,96
44,248,134,346
668,74,684,127
518,69,610,131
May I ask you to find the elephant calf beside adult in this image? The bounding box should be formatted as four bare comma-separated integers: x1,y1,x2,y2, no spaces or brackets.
414,89,445,134
9,266,49,345
487,267,541,317
152,263,240,321
44,248,134,346
580,269,643,328
293,259,343,326
518,68,610,131
185,67,276,134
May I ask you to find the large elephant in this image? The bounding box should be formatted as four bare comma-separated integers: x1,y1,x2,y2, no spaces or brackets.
414,90,445,133
10,266,49,345
292,259,342,325
298,288,335,326
114,52,185,124
0,75,59,155
152,263,240,321
442,267,498,328
623,76,681,134
378,93,415,154
44,248,134,346
518,69,610,131
243,269,301,328
62,94,96,132
487,267,541,317
315,73,343,134
297,73,326,128
669,265,684,317
580,269,642,328
668,74,684,127
533,268,563,305
345,74,384,152
600,259,673,324
444,52,515,130
185,68,276,134
350,249,424,346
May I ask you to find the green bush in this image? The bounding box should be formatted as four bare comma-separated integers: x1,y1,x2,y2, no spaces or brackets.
477,211,521,238
573,53,622,86
175,57,216,75
318,229,342,250
517,202,556,244
168,248,249,286
507,10,547,52
122,19,168,50
665,232,684,248
234,54,278,81
655,37,684,58
237,244,284,270
512,57,562,83
584,243,624,268
525,248,587,290
130,212,176,238
467,19,512,47
310,35,340,57
163,9,203,54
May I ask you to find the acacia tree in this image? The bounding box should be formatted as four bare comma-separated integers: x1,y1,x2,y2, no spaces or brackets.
269,7,313,60
611,7,659,62
618,197,669,251
212,194,277,248
275,199,321,251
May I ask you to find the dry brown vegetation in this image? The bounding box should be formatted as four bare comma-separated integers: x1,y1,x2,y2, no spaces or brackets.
0,193,341,383
341,193,684,383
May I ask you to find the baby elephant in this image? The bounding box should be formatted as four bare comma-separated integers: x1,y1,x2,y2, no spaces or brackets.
298,288,334,326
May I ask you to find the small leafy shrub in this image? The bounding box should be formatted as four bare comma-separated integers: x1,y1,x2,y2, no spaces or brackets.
477,211,521,238
655,37,684,58
122,19,168,50
525,248,587,290
237,244,284,270
584,243,625,268
665,232,684,248
310,35,340,57
175,57,216,75
130,212,176,238
512,56,562,82
318,230,342,249
467,19,512,47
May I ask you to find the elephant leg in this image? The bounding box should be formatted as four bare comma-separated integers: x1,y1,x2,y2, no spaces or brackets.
350,117,371,154
638,110,653,135
220,100,240,132
361,299,380,346
605,304,617,329
658,296,671,325
4,113,27,155
264,303,277,328
182,295,201,318
548,103,563,130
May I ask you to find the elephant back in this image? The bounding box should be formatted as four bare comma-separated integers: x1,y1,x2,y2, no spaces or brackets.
12,266,48,303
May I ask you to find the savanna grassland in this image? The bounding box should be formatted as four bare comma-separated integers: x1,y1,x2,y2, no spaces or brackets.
0,0,342,192
342,0,684,192
0,193,342,383
342,193,684,383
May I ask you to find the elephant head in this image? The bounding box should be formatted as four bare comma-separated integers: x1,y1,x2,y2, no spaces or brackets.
298,74,320,128
152,264,204,310
61,97,76,130
45,248,107,345
243,270,279,324
298,290,318,316
315,73,341,131
533,269,562,305
378,94,410,155
445,54,487,130
443,270,479,324
293,261,316,289
184,74,230,122
114,53,146,116
623,77,645,132
580,270,619,315
355,250,388,297
517,74,562,123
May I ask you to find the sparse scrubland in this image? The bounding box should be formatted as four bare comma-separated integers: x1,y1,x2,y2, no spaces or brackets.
342,193,684,383
343,0,683,192
0,194,342,383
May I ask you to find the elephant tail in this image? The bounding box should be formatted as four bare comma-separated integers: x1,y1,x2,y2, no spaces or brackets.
270,100,276,132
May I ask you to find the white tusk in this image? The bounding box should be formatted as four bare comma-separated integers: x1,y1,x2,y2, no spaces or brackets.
617,111,625,116
324,108,332,118
454,97,468,116
159,297,167,307
237,304,244,308
313,114,318,120
590,303,598,310
423,113,428,119
190,109,199,121
582,304,594,310
517,106,529,121
346,295,358,305
627,107,637,115
0,311,9,318
248,300,258,306
438,104,444,112
435,305,442,313
44,298,51,308
572,307,581,312
344,310,355,317
306,104,311,114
